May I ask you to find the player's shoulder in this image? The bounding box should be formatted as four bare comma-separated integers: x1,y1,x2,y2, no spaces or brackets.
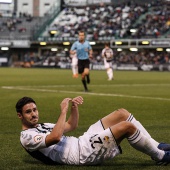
74,40,79,44
42,123,55,128
85,40,90,44
20,128,36,143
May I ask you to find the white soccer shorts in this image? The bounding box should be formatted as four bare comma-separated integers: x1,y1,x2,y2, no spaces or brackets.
104,58,112,69
78,120,121,165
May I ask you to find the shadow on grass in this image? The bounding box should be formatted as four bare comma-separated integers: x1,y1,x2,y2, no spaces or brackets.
22,154,156,170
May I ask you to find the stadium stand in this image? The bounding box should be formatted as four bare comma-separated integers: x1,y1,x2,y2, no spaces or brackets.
41,2,148,40
0,0,169,70
40,0,169,41
0,15,43,40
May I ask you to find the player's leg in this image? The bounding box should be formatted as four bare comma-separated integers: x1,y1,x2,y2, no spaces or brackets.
72,58,78,78
126,113,170,151
101,108,130,129
107,68,113,81
84,59,90,84
78,60,88,91
109,62,114,80
72,64,78,78
83,68,90,84
81,68,89,92
81,59,90,91
101,109,170,151
126,113,159,146
104,59,110,80
110,121,166,163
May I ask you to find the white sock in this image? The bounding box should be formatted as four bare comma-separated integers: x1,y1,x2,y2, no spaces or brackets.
107,68,113,79
126,114,159,147
72,66,77,75
128,129,164,161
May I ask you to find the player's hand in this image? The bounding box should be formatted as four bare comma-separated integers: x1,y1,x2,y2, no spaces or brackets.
72,96,83,107
89,54,93,59
70,50,76,55
60,98,72,114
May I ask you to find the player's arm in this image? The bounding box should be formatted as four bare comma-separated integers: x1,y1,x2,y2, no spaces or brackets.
64,96,83,133
89,49,93,58
70,50,76,55
110,49,114,58
87,42,93,58
45,98,71,147
70,43,76,55
101,49,105,58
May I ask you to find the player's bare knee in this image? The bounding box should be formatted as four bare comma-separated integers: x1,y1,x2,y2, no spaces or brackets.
115,108,130,120
81,74,85,79
122,121,136,135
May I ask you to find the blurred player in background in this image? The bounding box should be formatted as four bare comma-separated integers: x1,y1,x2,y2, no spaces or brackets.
70,51,78,78
102,43,114,81
70,31,93,92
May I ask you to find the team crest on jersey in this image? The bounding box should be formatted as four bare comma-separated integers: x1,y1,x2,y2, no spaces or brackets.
104,136,109,142
34,135,43,143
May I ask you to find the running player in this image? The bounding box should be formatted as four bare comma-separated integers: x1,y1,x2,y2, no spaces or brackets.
16,96,170,166
70,31,93,92
102,43,114,81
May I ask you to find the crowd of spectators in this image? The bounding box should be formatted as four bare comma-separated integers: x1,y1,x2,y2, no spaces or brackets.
47,0,170,40
48,2,147,40
0,12,34,38
0,0,169,40
12,48,169,68
91,49,170,65
131,2,170,38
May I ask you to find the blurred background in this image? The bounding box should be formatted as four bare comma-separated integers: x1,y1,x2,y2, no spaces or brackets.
0,0,170,71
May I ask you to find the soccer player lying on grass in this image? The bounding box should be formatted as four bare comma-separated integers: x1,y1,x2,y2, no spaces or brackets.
16,96,170,166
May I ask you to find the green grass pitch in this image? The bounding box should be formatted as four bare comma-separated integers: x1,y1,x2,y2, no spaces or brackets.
0,67,170,170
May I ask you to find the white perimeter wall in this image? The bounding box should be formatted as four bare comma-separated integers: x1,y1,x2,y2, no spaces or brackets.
17,0,58,17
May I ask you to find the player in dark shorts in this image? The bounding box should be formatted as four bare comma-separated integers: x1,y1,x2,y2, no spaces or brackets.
70,31,93,92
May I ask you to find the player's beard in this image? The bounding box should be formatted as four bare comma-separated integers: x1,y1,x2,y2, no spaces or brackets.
79,38,84,43
25,117,39,128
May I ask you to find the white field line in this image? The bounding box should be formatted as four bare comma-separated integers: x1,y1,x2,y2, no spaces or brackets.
6,84,169,88
2,86,170,101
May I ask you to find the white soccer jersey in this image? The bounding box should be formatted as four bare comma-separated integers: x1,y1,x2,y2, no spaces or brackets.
20,123,79,165
102,48,113,61
20,122,121,165
102,48,114,69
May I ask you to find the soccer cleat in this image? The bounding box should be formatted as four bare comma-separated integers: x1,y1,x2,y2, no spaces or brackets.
73,74,78,78
158,143,170,151
84,89,88,92
156,151,170,166
108,78,113,81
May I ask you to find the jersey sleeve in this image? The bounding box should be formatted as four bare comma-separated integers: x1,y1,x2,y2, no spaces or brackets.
20,123,55,152
20,130,47,152
71,42,77,51
110,49,114,55
101,49,105,56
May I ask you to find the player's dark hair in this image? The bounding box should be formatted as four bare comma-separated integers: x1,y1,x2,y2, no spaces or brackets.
105,43,110,47
16,97,36,114
78,30,85,35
